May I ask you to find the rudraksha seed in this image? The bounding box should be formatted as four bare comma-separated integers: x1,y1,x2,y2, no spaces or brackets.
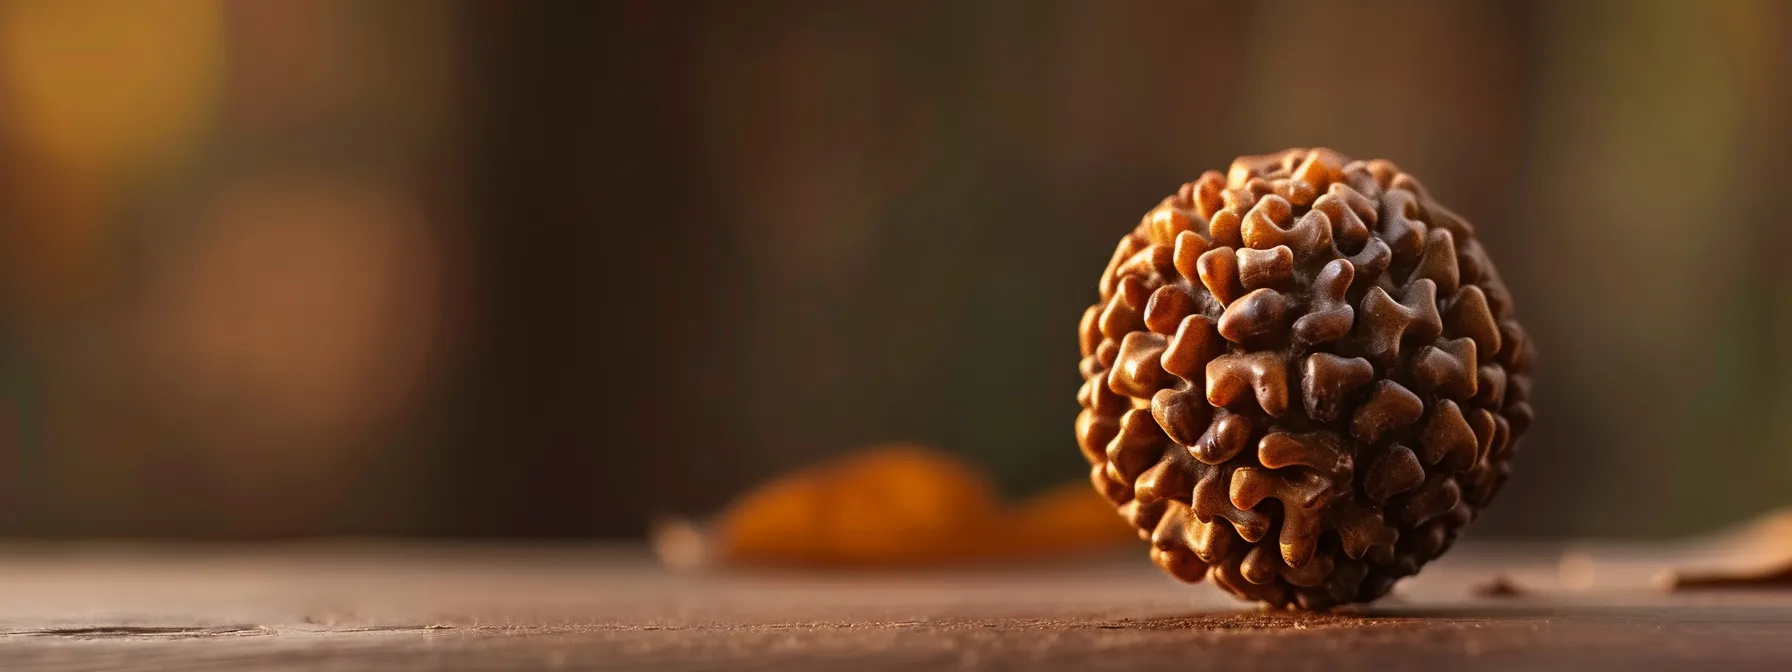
1076,148,1533,609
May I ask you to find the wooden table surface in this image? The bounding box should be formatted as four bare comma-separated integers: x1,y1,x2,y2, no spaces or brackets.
0,541,1787,671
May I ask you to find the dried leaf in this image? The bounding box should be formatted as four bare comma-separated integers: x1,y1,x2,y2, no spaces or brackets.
1559,509,1792,592
657,444,1137,569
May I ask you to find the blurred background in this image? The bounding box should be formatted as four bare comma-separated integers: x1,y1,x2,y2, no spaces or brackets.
0,0,1787,540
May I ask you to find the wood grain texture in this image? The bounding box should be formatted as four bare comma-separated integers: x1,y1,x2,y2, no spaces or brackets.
0,542,1787,671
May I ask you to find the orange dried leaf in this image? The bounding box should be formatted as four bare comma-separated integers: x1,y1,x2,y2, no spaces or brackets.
1000,481,1142,555
714,444,1002,566
694,444,1140,568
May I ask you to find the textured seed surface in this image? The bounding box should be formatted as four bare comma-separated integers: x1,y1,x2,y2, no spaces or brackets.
1075,148,1534,610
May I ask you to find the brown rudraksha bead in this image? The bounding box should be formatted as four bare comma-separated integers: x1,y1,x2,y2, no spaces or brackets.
1076,148,1534,609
